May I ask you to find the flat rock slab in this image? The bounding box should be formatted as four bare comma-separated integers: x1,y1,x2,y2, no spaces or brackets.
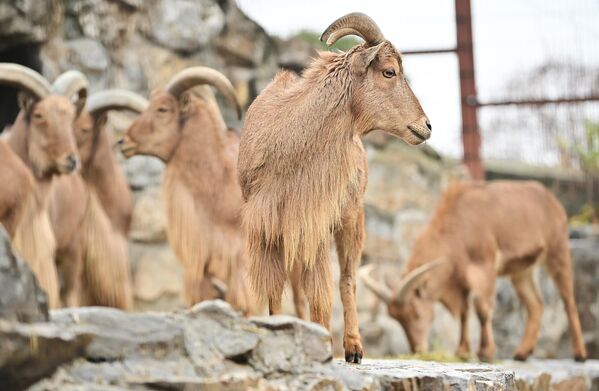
1,301,598,390
336,359,599,391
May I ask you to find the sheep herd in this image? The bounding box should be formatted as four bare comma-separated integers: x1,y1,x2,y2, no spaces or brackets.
0,12,587,364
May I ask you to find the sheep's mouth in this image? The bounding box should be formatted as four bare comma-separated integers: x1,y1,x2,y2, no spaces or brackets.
408,125,429,142
119,143,137,158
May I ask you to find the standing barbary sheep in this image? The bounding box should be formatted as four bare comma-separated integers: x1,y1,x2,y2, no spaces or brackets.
48,76,146,308
74,89,148,308
237,13,432,363
0,63,84,308
360,181,588,362
121,67,257,314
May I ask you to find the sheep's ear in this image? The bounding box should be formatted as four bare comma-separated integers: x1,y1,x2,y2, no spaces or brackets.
351,42,385,76
93,111,108,130
178,92,192,116
17,91,37,118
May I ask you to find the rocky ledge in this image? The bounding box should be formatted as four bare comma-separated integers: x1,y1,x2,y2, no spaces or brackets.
1,301,597,391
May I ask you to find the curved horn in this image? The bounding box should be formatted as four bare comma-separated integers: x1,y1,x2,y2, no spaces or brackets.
210,277,228,300
165,66,242,120
86,89,149,116
394,259,444,304
320,12,385,47
0,63,51,100
358,264,392,304
51,70,89,115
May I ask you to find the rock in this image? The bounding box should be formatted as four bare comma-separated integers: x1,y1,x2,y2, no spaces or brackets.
0,225,48,323
0,301,530,391
0,0,61,51
63,37,110,72
146,0,225,53
130,242,184,308
124,157,164,191
129,186,167,243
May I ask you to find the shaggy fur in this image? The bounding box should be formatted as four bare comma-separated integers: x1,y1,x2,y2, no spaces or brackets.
79,189,132,308
0,142,34,237
12,181,59,308
238,42,431,363
4,97,79,309
365,181,587,362
123,87,257,314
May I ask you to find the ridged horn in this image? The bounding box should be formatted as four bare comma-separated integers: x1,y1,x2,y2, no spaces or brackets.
165,66,242,119
320,12,385,47
395,259,444,304
0,63,51,100
52,70,89,114
358,264,392,304
86,89,149,116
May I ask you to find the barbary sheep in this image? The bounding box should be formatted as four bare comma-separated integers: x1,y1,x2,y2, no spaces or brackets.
0,63,84,308
49,77,148,308
237,13,431,363
121,66,258,314
360,181,587,362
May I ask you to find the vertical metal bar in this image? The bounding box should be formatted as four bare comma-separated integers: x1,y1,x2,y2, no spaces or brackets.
455,0,484,180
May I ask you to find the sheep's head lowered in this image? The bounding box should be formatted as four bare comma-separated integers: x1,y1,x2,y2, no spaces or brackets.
0,64,86,178
359,260,444,353
320,13,431,144
120,67,241,161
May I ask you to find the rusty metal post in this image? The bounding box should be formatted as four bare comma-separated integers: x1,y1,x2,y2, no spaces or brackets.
455,0,484,180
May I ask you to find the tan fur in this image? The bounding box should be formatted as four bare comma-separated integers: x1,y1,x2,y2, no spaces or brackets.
374,180,587,362
0,142,34,237
12,183,59,308
238,40,430,363
2,94,79,309
123,86,257,314
78,189,132,309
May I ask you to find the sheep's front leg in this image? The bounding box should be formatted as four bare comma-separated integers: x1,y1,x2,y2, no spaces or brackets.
334,206,365,364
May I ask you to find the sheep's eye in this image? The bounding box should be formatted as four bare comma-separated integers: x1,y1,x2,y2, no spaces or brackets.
157,107,168,113
33,112,43,119
383,69,396,78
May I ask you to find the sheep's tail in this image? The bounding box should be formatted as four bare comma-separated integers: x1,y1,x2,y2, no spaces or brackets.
12,191,59,308
80,189,132,309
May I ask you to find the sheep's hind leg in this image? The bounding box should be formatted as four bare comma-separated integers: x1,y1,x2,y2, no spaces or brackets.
334,207,365,364
510,268,543,361
249,245,286,315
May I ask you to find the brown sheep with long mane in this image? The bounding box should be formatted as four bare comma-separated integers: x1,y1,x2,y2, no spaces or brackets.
121,67,258,314
360,180,587,362
237,13,432,363
49,78,147,308
0,63,83,308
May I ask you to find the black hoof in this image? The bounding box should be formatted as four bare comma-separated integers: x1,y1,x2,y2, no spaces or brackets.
345,351,362,364
574,355,586,363
513,353,528,362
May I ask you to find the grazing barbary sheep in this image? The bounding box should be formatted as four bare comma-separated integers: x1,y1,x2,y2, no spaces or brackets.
237,13,431,363
121,66,258,313
360,181,588,362
0,63,83,308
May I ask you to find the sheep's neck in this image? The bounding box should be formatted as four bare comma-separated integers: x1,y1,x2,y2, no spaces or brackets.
84,129,132,235
167,102,230,185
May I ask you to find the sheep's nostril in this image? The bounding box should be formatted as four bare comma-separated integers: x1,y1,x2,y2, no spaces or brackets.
116,138,125,145
426,121,432,131
66,154,79,171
